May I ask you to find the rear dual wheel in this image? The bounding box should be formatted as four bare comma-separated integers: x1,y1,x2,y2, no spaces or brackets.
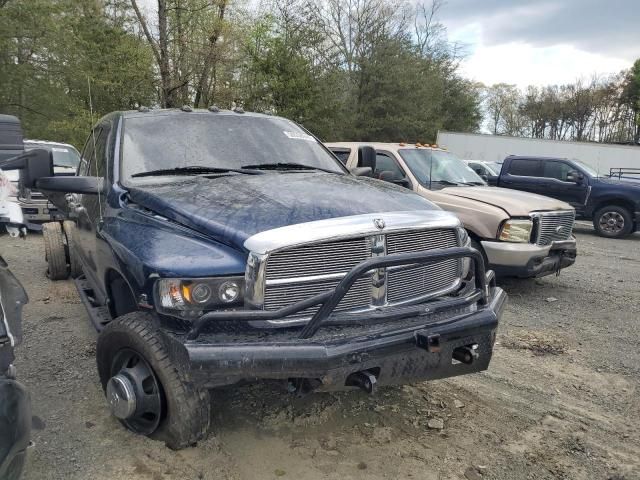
42,221,81,280
96,312,211,449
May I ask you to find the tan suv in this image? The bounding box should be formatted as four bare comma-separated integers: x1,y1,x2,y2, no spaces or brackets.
326,142,577,278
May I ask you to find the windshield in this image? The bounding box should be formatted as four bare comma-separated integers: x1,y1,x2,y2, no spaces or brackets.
122,113,345,184
25,143,80,168
399,149,485,188
485,162,502,175
573,159,599,177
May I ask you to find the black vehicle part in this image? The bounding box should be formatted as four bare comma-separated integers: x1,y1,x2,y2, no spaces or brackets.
108,275,137,319
593,205,633,238
42,222,68,280
0,378,31,480
74,275,112,331
345,369,378,393
186,246,488,340
452,345,479,364
96,312,210,450
62,221,82,278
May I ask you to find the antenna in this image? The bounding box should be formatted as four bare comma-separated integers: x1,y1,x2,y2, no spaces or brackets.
87,77,103,221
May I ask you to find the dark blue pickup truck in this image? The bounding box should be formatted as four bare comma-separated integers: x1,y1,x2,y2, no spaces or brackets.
496,155,640,238
6,108,506,449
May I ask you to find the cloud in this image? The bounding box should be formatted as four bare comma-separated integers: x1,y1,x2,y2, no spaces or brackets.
437,0,639,88
439,0,640,60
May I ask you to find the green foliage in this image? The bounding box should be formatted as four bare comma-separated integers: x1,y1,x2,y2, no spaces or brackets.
0,0,156,147
1,0,480,147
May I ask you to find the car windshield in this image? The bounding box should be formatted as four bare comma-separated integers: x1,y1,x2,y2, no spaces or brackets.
485,162,502,174
122,113,345,184
25,143,80,168
573,159,599,177
399,149,485,188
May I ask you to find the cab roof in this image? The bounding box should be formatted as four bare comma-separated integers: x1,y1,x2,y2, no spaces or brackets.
326,141,447,153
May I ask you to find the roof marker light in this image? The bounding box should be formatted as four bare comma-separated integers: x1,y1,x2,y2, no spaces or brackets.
181,105,193,112
208,105,220,112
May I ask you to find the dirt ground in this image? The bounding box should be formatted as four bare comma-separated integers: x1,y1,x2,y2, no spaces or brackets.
2,223,639,480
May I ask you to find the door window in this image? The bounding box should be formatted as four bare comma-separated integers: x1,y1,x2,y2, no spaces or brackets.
542,161,574,182
374,152,405,180
508,159,541,177
331,148,351,165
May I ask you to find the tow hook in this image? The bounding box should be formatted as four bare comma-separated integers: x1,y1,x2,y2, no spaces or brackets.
345,370,378,394
452,345,479,364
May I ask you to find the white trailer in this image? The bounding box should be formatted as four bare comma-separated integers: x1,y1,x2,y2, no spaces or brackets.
436,131,640,175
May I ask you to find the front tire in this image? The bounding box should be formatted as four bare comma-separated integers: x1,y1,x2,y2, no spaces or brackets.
593,206,633,238
96,312,210,449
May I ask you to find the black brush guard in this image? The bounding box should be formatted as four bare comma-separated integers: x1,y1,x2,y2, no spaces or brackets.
186,246,492,340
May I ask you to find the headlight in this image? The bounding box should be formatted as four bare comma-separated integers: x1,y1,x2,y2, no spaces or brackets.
458,227,472,278
155,277,245,317
499,219,532,243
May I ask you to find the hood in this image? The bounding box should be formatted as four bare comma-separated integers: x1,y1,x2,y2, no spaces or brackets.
440,186,573,216
596,177,640,187
128,172,439,251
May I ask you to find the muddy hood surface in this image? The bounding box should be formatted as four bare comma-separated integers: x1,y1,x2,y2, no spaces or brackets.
440,186,573,217
128,172,439,250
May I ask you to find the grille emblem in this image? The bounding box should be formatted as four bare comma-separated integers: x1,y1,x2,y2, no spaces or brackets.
373,218,386,230
555,225,563,234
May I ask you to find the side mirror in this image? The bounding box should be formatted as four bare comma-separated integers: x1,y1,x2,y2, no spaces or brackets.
566,170,583,183
480,174,489,183
350,166,373,177
0,149,53,188
357,146,376,171
36,176,105,195
378,171,411,188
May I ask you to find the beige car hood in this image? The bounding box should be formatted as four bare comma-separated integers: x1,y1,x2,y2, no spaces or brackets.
440,186,573,216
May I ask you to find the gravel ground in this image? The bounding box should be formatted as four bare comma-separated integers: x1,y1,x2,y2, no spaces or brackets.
2,223,639,480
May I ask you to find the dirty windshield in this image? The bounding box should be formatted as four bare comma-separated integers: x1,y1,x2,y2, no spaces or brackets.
122,113,345,184
399,149,485,189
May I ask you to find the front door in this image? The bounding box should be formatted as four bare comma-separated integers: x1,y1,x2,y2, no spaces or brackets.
75,124,110,289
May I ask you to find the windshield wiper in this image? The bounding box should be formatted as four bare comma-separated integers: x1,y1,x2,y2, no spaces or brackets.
462,181,486,186
241,162,335,173
431,179,462,186
131,166,261,178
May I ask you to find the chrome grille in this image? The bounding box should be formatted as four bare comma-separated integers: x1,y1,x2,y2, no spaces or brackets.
387,228,459,253
264,276,372,318
535,211,575,246
266,237,370,280
387,259,460,303
261,227,461,320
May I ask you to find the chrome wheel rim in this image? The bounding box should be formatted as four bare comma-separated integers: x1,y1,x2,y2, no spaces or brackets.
109,349,163,435
598,211,625,234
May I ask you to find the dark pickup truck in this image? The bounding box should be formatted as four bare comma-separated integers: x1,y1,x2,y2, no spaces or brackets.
5,108,506,449
495,155,640,238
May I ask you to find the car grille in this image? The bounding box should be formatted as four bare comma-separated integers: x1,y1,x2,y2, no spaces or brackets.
534,211,575,246
262,228,461,319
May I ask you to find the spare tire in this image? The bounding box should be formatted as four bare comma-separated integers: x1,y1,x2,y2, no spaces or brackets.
42,222,68,280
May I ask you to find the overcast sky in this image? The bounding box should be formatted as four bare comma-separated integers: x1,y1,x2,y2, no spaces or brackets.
438,0,639,88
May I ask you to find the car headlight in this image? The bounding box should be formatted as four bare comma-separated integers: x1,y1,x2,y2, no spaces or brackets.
155,277,244,317
458,227,472,278
499,219,532,243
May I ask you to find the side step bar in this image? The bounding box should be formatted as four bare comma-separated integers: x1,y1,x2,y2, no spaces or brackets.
74,275,111,332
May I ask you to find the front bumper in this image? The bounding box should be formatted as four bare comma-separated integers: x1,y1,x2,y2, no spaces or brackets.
482,238,577,278
9,196,62,227
162,247,507,389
